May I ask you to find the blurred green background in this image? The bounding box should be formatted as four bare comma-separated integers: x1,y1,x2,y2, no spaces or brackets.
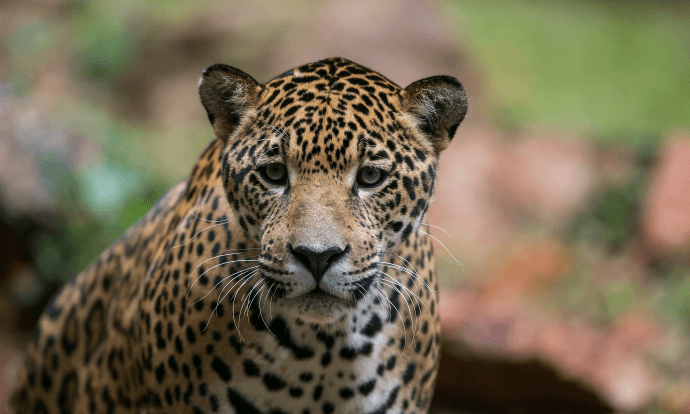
1,0,689,412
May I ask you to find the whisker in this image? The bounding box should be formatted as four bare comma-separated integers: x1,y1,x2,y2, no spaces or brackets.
375,282,407,357
172,222,227,249
369,284,388,314
265,123,291,142
378,279,418,359
216,269,261,342
418,229,464,273
419,222,450,237
375,285,394,322
227,270,261,340
378,278,417,338
194,265,259,303
380,272,431,319
191,214,230,224
265,283,275,320
186,257,259,300
202,266,260,330
378,251,419,275
243,279,263,319
185,249,261,286
357,130,377,149
257,281,277,337
353,282,365,305
377,260,436,297
379,271,430,338
377,259,437,303
269,282,279,319
376,252,418,277
215,267,257,307
377,259,416,278
256,143,281,161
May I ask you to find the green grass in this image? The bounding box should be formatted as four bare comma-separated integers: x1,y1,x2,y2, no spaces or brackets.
443,0,690,141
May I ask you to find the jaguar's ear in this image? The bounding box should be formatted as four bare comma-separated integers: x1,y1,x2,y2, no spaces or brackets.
402,75,467,154
199,64,262,142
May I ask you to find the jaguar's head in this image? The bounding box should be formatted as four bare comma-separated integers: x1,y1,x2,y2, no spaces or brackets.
199,58,466,324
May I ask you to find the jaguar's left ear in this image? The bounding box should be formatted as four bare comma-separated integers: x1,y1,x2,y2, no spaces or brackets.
199,64,263,142
402,75,468,154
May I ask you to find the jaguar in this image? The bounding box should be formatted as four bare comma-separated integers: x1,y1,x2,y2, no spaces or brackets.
9,57,467,414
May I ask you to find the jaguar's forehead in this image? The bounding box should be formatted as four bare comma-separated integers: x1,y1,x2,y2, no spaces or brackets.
249,58,410,171
259,59,402,124
267,57,400,94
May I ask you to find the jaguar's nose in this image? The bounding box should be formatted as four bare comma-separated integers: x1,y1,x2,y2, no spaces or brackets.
289,244,348,282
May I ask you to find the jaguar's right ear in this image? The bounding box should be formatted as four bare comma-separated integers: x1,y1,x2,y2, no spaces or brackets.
198,64,262,142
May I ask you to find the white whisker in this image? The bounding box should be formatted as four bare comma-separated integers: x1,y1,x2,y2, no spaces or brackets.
202,266,260,330
378,278,417,338
377,257,437,302
375,282,408,358
191,214,230,224
186,257,259,301
418,229,464,273
194,264,259,303
185,250,261,286
172,222,227,249
419,222,450,237
378,271,430,338
257,281,276,337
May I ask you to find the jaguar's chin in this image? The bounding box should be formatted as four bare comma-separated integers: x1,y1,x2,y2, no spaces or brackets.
281,288,354,324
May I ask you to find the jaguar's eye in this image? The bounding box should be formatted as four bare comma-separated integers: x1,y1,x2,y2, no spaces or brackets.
260,163,287,185
357,166,386,187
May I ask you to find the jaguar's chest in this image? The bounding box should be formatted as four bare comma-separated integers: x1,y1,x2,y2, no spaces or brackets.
192,299,435,414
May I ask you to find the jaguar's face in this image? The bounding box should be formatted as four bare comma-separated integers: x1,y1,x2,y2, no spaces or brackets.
200,58,467,324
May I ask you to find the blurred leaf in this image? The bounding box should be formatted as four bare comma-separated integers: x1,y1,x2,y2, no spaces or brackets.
34,233,64,280
121,189,164,228
8,19,54,58
62,219,117,278
492,104,534,135
5,18,61,96
656,266,690,325
79,162,144,217
569,170,644,252
602,279,637,318
71,0,141,80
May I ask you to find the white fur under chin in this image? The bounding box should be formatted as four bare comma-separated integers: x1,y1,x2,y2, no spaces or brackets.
277,290,374,331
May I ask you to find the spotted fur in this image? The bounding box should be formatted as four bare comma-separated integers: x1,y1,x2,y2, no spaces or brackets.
9,57,467,414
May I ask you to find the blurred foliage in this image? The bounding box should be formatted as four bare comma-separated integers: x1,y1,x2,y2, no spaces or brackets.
656,266,690,327
445,0,690,140
602,277,638,318
35,146,166,279
37,101,170,277
548,243,644,326
568,167,646,253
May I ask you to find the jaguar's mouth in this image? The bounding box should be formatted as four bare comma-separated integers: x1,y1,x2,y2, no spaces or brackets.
304,285,338,298
259,265,380,323
279,286,354,324
296,286,352,306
